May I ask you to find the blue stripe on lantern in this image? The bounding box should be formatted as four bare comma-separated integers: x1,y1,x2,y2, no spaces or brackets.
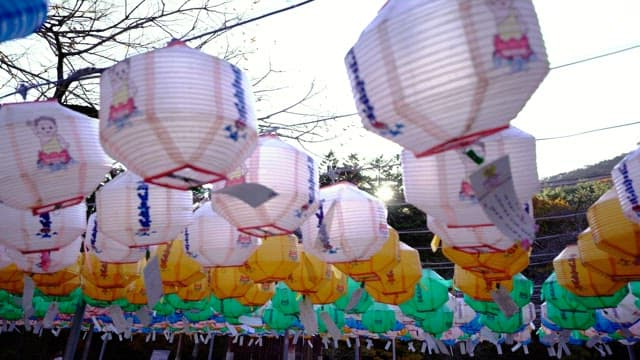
0,1,49,43
36,212,57,239
136,180,152,236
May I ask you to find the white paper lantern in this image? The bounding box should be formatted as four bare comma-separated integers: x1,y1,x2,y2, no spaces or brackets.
187,202,261,267
301,182,389,263
521,302,537,324
96,171,193,248
346,0,548,157
0,100,113,214
85,213,145,263
0,202,85,254
600,293,640,326
428,215,517,253
8,235,81,274
612,147,640,223
402,126,538,226
210,135,319,237
99,40,258,190
453,296,477,326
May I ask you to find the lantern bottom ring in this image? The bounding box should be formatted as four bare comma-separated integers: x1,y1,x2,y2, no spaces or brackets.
415,125,509,158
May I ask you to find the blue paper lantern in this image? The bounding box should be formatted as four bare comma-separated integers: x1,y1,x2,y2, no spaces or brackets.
0,1,49,43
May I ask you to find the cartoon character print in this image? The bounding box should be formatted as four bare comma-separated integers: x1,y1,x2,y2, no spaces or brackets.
107,59,140,129
225,164,247,187
458,142,486,203
29,116,74,170
486,0,536,72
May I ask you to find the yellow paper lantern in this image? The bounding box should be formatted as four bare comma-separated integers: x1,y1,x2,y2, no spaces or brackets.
154,239,205,288
125,277,149,305
443,242,529,281
0,100,113,215
9,235,82,274
208,265,253,299
308,267,348,305
578,228,640,281
243,235,300,283
82,279,126,302
85,213,145,264
0,264,22,283
553,245,626,297
96,171,193,248
0,202,86,254
346,0,548,157
210,135,319,237
0,278,24,294
365,281,414,305
38,275,80,297
284,246,328,294
237,282,275,307
334,227,400,282
176,275,210,302
81,253,139,289
365,242,422,295
454,265,513,301
99,40,258,190
588,188,640,262
31,258,81,287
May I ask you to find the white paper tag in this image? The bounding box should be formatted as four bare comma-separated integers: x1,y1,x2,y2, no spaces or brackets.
384,340,391,351
299,297,318,334
136,306,151,327
421,341,427,353
490,287,519,318
227,323,238,337
469,156,536,243
143,256,163,309
213,183,278,208
239,315,262,328
345,287,363,312
320,311,341,340
22,275,35,314
107,305,130,334
43,302,59,329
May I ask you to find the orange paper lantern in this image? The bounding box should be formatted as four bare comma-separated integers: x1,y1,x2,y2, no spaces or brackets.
243,235,300,283
454,265,513,301
442,242,529,281
578,228,640,282
208,265,253,299
334,227,400,282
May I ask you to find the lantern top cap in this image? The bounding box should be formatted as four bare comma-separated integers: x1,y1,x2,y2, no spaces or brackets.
166,38,189,48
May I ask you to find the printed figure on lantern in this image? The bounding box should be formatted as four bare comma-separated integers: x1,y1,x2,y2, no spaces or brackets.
225,165,247,187
107,59,140,129
486,0,536,72
458,142,485,203
29,116,74,170
35,213,58,239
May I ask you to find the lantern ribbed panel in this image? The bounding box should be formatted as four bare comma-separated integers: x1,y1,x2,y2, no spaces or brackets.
308,266,348,305
188,203,260,267
0,101,112,214
454,265,513,301
428,215,517,252
402,127,538,226
0,202,85,254
544,301,595,330
243,235,300,283
0,1,48,43
99,42,258,190
208,265,253,299
124,277,148,305
31,260,80,287
601,293,640,326
176,276,210,302
362,303,396,333
365,280,414,305
333,227,400,282
346,0,548,157
442,242,529,281
577,228,640,281
587,188,640,262
96,171,193,248
154,239,205,288
210,135,319,237
284,246,328,294
0,264,22,283
612,147,640,223
38,276,80,297
85,214,145,263
81,253,139,289
0,276,23,294
365,242,422,295
82,280,126,302
553,245,627,297
302,182,389,263
9,236,81,274
237,282,275,306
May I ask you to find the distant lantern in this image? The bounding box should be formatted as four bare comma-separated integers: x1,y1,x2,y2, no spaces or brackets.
243,235,300,283
587,188,640,262
577,228,640,282
428,215,519,253
153,239,205,288
333,226,400,282
0,201,85,254
188,203,260,268
284,245,329,294
465,273,532,314
553,245,627,297
544,302,595,331
612,147,640,223
365,242,422,296
237,282,275,307
302,182,389,263
601,292,640,327
176,276,210,302
9,235,82,274
96,171,192,248
399,269,451,317
0,100,113,215
361,302,396,334
442,242,530,281
402,127,538,228
454,265,513,301
81,253,139,289
85,214,145,264
345,0,548,157
308,266,348,305
208,265,253,299
99,40,258,190
210,135,319,237
82,280,126,303
0,1,48,43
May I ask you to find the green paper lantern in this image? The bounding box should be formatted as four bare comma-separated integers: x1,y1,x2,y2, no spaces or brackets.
464,273,532,314
210,296,252,320
399,269,450,319
184,307,213,322
165,293,211,312
271,282,300,315
113,298,141,312
480,311,522,334
362,302,396,333
573,285,628,310
262,305,297,331
153,298,176,316
420,304,453,337
0,303,22,321
315,304,345,334
542,273,588,311
629,282,640,298
335,277,373,314
545,302,595,330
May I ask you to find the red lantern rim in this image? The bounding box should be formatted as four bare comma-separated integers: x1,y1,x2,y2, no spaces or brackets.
144,164,227,190
414,125,509,158
32,195,85,215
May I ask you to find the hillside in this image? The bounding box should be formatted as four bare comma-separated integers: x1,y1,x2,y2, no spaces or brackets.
542,153,627,186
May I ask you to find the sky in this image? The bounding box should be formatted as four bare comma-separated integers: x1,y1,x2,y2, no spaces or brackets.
242,0,640,178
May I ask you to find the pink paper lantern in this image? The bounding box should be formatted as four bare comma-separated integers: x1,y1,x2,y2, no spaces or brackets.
99,40,258,190
210,135,319,237
0,100,113,214
96,171,193,248
0,202,85,254
187,202,261,268
85,213,146,263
